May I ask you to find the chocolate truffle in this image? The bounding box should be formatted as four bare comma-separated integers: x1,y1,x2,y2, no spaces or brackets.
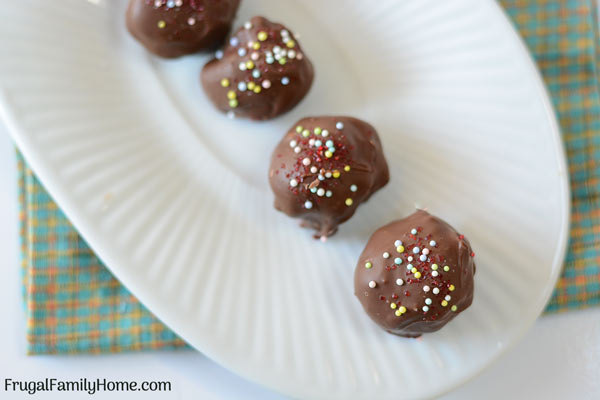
354,210,476,337
126,0,240,58
201,16,314,120
269,116,389,238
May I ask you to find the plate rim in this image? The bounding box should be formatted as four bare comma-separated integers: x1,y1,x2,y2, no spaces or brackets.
0,0,570,398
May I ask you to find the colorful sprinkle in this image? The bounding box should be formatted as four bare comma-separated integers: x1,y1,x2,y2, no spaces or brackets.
441,300,448,307
257,31,268,41
414,272,422,279
314,127,322,135
449,285,455,291
253,86,261,94
399,306,407,314
227,90,236,100
229,99,238,108
432,264,439,271
157,20,166,29
451,305,458,312
395,310,402,317
344,165,350,171
325,151,333,158
245,61,254,69
332,170,341,178
411,267,417,273
365,262,372,269
221,78,230,87
394,257,402,265
397,245,405,253
444,265,450,272
345,198,353,206
296,126,303,133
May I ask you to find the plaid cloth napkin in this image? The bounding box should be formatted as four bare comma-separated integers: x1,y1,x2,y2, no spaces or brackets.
17,0,600,354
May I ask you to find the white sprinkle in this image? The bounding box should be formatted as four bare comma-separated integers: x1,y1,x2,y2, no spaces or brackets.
310,187,317,193
175,0,182,6
394,240,402,247
422,306,429,312
413,247,420,254
336,122,344,130
230,37,239,46
422,248,430,255
314,140,322,147
238,48,247,57
187,17,196,25
317,188,325,197
244,21,252,29
325,140,334,148
325,172,332,178
302,158,311,166
411,228,417,235
429,240,437,247
247,41,255,49
406,263,413,270
154,0,162,7
368,281,377,289
294,146,301,154
350,185,358,192
322,130,329,137
309,139,315,146
296,52,304,60
281,77,290,85
273,45,281,53
425,298,432,305
445,295,452,301
289,140,297,148
304,201,313,209
396,278,404,286
289,179,298,187
310,166,318,173
215,50,224,59
252,69,260,79
419,255,427,261
238,82,247,92
407,256,413,262
318,175,325,181
251,52,259,61
325,190,333,198
423,285,430,292
280,29,289,37
288,50,296,59
239,62,247,71
432,271,439,277
383,252,390,259
266,57,274,64
262,80,271,89
432,288,440,294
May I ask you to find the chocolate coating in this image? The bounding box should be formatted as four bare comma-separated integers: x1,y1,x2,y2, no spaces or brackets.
201,16,314,120
354,210,475,337
269,116,389,238
126,0,240,58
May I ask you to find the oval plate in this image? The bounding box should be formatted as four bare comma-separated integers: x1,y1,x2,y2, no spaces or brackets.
0,0,569,398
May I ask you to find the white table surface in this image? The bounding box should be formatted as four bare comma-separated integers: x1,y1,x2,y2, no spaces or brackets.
1,125,599,400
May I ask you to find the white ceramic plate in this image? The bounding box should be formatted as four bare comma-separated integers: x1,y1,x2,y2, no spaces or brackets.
0,0,569,398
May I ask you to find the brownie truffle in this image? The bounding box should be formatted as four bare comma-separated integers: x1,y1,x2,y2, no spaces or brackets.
269,116,389,238
126,0,240,58
354,210,476,337
201,16,314,120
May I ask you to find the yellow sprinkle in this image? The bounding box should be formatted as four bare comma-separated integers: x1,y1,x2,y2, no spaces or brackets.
302,129,310,137
443,265,450,272
344,165,351,172
247,81,256,90
257,31,268,41
228,99,238,108
395,310,402,317
414,272,422,279
365,262,372,269
411,267,417,273
253,86,262,94
451,305,458,312
399,306,407,314
432,264,438,271
220,78,230,87
345,198,353,206
325,151,333,158
390,303,397,309
286,40,295,48
449,285,455,291
252,42,260,50
227,90,236,100
279,57,287,65
296,126,303,133
314,127,322,135
441,300,448,307
396,245,405,253
332,170,340,178
246,61,254,69
157,20,166,29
